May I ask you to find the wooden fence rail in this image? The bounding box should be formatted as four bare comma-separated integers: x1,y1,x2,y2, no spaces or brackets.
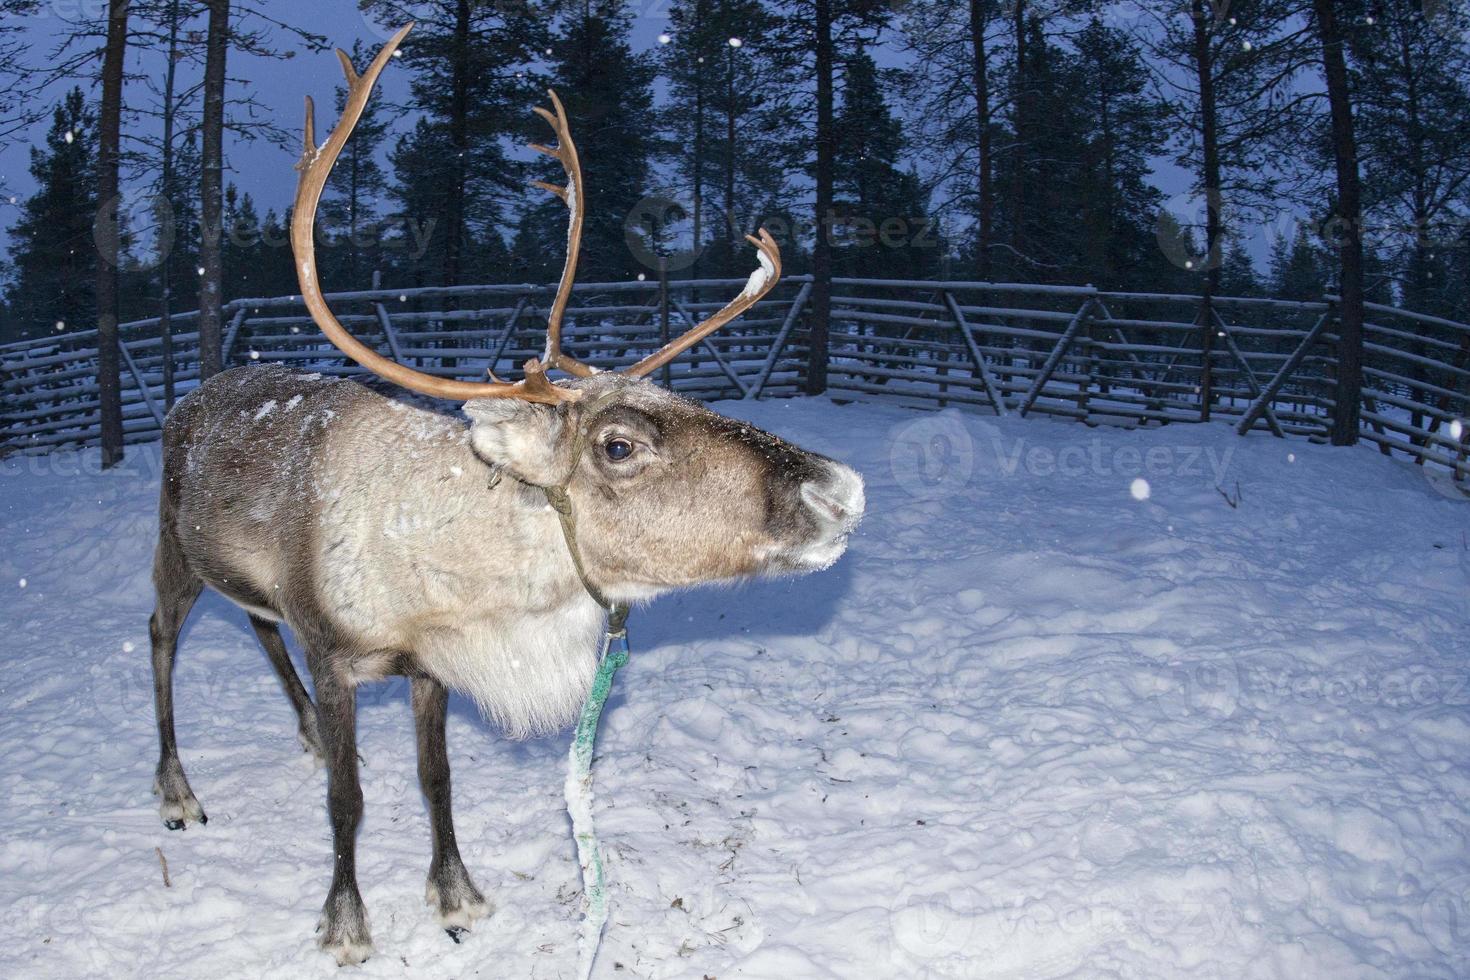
2,276,1467,491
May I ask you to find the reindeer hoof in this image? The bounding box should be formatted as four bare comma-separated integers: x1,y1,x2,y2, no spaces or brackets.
157,787,207,829
320,935,374,967
317,893,374,966
426,873,492,934
155,763,207,829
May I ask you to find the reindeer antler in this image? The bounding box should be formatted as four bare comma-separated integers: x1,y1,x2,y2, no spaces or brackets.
623,230,783,377
290,24,576,404
291,26,783,403
529,91,596,378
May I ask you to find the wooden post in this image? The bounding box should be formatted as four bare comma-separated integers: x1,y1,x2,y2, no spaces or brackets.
1313,0,1365,447
120,337,167,430
747,282,811,400
943,291,1008,416
1092,301,1164,419
672,299,750,396
1199,296,1215,422
808,0,834,396
196,0,228,380
220,307,246,365
1236,312,1331,436
1213,311,1284,438
487,296,529,378
1018,298,1093,418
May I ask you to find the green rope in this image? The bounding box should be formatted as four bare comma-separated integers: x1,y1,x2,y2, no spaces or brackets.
548,388,634,980
567,624,630,980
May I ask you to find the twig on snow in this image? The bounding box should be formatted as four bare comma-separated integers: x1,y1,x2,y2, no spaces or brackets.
1217,481,1241,509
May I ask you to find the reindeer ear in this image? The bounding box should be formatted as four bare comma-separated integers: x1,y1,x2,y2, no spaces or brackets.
464,399,569,487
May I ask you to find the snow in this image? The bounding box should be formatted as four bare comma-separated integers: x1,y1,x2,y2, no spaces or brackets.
741,246,777,300
2,399,1469,978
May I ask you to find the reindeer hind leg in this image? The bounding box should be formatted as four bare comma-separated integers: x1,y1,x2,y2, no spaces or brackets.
150,521,205,830
248,615,326,763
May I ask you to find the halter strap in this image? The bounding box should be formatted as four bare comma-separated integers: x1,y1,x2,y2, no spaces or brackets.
541,389,628,635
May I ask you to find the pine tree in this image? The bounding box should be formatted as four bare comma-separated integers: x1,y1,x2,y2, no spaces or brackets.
197,0,228,378
95,0,131,465
659,0,796,277
366,0,542,288
1269,225,1328,301
988,21,1090,281
1219,235,1262,298
1071,19,1168,289
831,49,936,279
2,89,98,345
384,119,508,287
1140,0,1315,418
222,185,264,301
768,0,890,392
534,1,657,284
134,0,202,408
899,0,1003,280
1347,1,1470,320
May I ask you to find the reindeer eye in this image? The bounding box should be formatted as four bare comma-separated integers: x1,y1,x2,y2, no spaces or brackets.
604,438,634,461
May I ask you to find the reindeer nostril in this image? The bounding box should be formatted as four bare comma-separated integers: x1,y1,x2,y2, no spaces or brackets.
800,465,865,527
801,482,845,522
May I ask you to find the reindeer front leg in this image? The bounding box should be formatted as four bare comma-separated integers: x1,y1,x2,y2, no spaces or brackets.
310,658,374,965
411,676,491,941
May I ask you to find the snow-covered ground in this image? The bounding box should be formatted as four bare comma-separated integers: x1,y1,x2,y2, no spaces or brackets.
2,396,1468,979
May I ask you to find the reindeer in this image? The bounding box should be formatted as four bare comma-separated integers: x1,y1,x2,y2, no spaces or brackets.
148,26,863,966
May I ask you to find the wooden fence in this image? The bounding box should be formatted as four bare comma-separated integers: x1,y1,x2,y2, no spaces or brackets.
2,276,1467,488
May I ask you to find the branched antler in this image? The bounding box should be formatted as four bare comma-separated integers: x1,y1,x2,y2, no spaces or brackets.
291,24,575,404
290,27,783,404
528,91,594,378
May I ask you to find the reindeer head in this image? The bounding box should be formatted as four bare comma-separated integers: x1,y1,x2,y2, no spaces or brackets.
463,376,864,600
291,25,864,600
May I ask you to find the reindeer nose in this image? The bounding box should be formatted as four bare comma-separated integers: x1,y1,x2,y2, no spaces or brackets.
800,463,865,530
